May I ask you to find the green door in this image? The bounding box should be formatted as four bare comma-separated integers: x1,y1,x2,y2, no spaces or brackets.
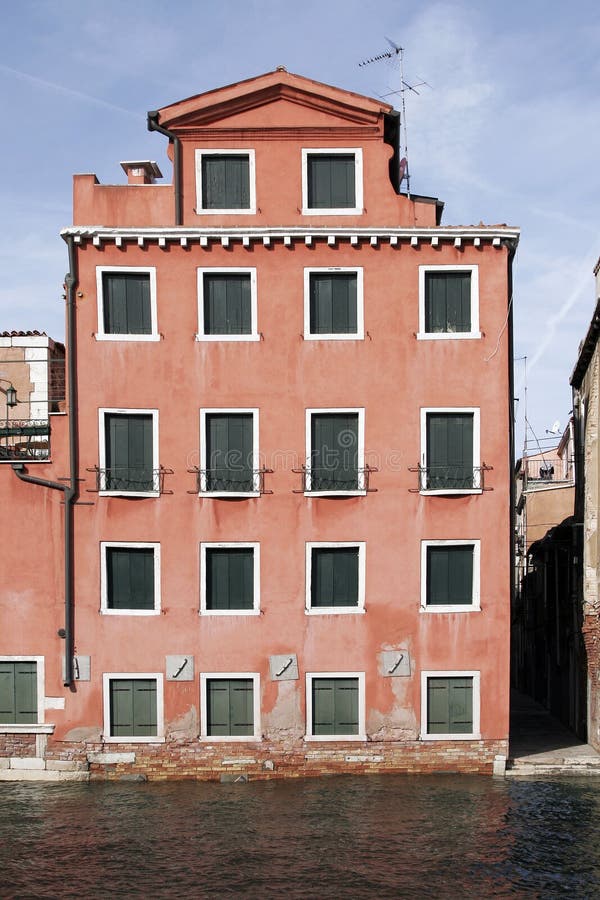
105,414,154,491
206,414,253,491
206,679,254,736
426,413,473,489
0,661,37,724
311,414,358,491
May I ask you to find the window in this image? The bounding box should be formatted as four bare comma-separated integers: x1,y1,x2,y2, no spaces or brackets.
418,266,480,339
421,541,480,612
103,674,164,742
96,267,158,341
304,268,364,340
306,409,365,494
306,543,365,614
0,660,38,724
99,409,159,496
101,543,160,615
305,673,366,740
421,672,480,740
196,269,258,341
421,408,480,493
200,543,260,615
302,149,363,215
200,409,259,496
200,674,261,741
195,150,256,214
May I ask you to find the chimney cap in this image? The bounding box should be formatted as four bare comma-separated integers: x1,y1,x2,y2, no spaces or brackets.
120,160,163,179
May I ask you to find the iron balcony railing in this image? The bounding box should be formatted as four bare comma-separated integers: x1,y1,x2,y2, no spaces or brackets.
191,467,273,494
88,466,173,494
0,420,50,460
523,457,573,484
293,465,378,493
410,464,492,492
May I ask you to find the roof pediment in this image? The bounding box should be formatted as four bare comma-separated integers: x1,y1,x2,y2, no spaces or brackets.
156,70,391,133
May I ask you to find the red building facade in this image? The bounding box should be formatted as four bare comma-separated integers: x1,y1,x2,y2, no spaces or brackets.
0,70,518,780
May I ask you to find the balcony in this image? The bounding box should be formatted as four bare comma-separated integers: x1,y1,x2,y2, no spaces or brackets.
88,466,172,495
294,465,377,495
0,420,50,461
411,464,491,493
191,467,272,496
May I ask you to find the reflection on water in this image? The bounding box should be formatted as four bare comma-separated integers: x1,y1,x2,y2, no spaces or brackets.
1,775,599,898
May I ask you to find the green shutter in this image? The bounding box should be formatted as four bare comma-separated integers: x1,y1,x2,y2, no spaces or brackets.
203,274,252,335
312,548,359,607
107,547,155,610
206,548,254,610
426,413,473,489
106,414,154,491
309,274,357,334
311,413,358,490
207,679,254,736
427,677,473,734
0,662,37,724
308,155,355,208
202,155,250,209
425,272,471,333
103,273,151,335
312,677,358,735
206,414,253,491
427,546,473,606
110,679,157,737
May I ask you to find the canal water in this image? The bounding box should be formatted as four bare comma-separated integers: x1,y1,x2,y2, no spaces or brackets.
1,775,599,898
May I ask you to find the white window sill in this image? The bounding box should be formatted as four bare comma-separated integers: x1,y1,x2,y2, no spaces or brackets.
305,490,367,498
420,605,480,614
101,609,161,616
301,208,362,216
0,724,54,734
304,734,367,742
195,334,261,342
420,733,481,741
305,607,365,615
199,609,260,617
199,491,260,499
99,491,160,499
303,333,364,341
102,735,165,744
196,208,256,215
200,735,262,742
94,334,161,342
420,489,483,497
416,332,482,341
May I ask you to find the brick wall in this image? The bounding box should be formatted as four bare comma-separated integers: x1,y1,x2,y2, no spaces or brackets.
0,734,36,756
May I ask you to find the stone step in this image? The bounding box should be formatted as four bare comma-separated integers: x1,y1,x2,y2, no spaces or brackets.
0,757,90,782
506,757,600,777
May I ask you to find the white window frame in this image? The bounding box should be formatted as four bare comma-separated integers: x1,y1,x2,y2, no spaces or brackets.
305,407,365,496
196,267,259,342
95,266,159,342
98,408,160,498
102,672,165,744
200,672,261,742
200,542,260,616
301,148,363,216
199,408,260,498
305,542,366,615
0,656,46,731
100,542,161,616
417,265,480,340
303,267,364,341
420,540,481,613
195,149,256,215
305,672,366,742
420,407,481,496
420,670,481,741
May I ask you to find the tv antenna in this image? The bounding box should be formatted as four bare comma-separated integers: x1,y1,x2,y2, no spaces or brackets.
359,38,430,195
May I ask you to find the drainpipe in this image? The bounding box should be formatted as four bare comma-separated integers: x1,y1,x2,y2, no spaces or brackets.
508,241,517,692
147,111,182,226
12,234,79,687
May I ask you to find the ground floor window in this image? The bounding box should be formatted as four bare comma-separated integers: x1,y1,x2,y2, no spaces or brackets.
0,661,38,724
305,673,365,740
421,672,480,739
201,674,260,740
103,674,163,742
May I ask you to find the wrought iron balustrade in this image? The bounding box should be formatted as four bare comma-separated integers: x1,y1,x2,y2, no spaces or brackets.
88,465,172,493
410,464,492,492
0,420,50,460
191,467,273,494
293,465,377,493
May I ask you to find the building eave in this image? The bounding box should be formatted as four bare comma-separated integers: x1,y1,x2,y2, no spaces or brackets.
570,298,600,389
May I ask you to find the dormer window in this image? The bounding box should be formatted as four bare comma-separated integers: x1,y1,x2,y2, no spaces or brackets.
195,150,256,214
302,149,363,215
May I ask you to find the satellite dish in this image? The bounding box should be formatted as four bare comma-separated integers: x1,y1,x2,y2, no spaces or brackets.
399,157,408,185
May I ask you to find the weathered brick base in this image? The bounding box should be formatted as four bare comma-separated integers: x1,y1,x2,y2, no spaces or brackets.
0,734,36,757
42,737,507,781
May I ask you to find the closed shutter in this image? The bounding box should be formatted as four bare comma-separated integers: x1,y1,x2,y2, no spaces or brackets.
308,155,355,208
107,547,155,610
426,413,473,489
110,679,157,737
427,677,473,734
309,273,357,334
427,546,474,606
103,273,151,335
425,273,471,333
206,414,253,491
106,414,154,491
311,548,359,607
206,548,254,610
203,274,251,335
311,414,358,490
0,661,37,724
312,677,359,735
202,155,250,209
207,678,254,736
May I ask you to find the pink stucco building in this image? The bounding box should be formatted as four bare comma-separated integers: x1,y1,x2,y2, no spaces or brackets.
0,70,519,780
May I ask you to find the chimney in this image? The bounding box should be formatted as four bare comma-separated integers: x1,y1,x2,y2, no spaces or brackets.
120,160,163,185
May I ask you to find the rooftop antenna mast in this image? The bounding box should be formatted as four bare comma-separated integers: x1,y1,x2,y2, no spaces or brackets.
359,38,429,196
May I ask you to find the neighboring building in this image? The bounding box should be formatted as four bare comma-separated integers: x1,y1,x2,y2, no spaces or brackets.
0,69,518,780
512,423,585,734
571,256,600,751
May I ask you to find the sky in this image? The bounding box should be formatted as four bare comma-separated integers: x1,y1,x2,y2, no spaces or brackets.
0,0,599,452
